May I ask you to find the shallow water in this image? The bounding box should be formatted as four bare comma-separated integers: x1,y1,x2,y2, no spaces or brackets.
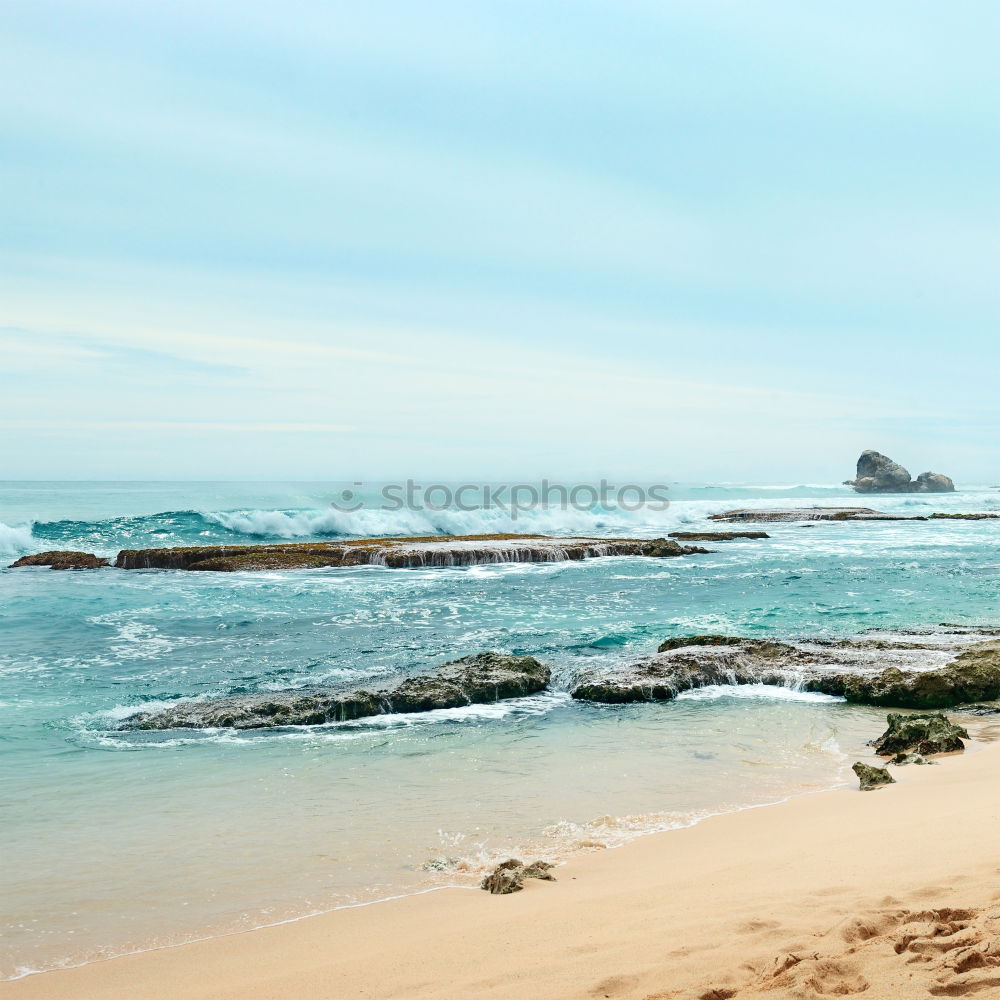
2,481,999,978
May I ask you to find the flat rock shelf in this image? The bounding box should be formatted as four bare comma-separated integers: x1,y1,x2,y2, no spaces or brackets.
113,534,710,571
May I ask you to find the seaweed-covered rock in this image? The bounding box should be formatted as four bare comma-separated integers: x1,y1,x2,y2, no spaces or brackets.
8,550,109,570
128,652,550,730
871,713,968,757
481,859,556,894
852,762,896,791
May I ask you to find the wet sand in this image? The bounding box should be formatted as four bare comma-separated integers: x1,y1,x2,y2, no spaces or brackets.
5,733,1000,999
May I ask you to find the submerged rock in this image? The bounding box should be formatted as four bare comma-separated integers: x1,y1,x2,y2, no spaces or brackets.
871,713,968,757
127,652,550,730
481,859,556,894
8,550,109,570
845,450,955,494
114,535,709,572
852,762,895,791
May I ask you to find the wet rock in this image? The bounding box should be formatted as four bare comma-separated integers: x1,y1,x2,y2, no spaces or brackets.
114,535,709,571
707,507,924,523
667,531,769,541
891,752,934,766
871,713,968,757
956,704,1000,716
930,513,1000,520
8,550,109,570
852,762,895,791
128,652,551,730
481,859,556,894
571,639,815,704
845,450,955,494
809,641,1000,709
656,635,791,654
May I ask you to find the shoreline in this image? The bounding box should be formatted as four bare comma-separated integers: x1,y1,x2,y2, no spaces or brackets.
6,730,1000,999
0,745,860,984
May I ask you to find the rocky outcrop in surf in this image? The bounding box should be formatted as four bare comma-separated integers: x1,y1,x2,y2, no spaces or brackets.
114,534,709,571
570,636,1000,710
570,639,817,703
8,550,109,570
871,713,968,757
708,507,926,523
809,641,1000,708
845,450,955,494
126,652,550,730
930,513,1000,520
481,859,556,894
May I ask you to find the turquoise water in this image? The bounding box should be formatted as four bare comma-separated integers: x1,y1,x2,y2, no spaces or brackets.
3,482,1000,979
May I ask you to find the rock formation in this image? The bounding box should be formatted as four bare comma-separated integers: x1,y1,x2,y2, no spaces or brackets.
8,550,109,570
570,639,816,703
810,640,1000,708
845,450,955,494
114,534,709,572
871,713,968,757
126,652,550,730
570,636,1000,710
481,859,556,894
852,762,895,791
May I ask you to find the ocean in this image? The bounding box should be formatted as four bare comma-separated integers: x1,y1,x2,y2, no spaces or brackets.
3,480,1000,980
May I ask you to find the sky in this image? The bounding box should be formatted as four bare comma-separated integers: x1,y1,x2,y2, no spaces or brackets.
2,0,1000,482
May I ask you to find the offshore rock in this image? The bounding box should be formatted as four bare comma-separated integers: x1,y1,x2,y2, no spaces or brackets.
114,534,709,571
707,507,925,523
852,762,895,791
481,859,556,894
127,652,550,730
845,450,955,494
667,530,769,541
8,550,109,570
915,471,956,492
871,713,968,757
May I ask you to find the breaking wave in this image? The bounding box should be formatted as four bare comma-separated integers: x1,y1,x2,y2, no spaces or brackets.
0,521,36,555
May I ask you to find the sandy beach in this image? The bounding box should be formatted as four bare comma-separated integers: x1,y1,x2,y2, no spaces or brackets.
6,727,1000,1000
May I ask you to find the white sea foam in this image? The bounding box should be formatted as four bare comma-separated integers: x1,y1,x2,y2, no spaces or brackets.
202,503,685,540
675,684,845,704
0,521,36,555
